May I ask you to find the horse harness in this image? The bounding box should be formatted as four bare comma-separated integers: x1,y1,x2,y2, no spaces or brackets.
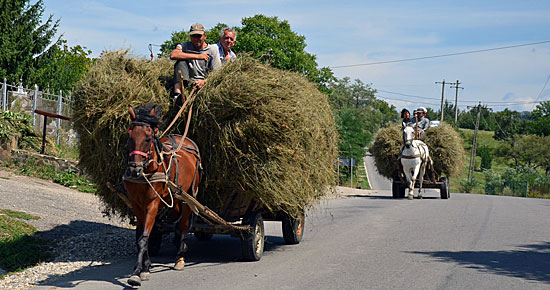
399,141,429,161
124,120,202,208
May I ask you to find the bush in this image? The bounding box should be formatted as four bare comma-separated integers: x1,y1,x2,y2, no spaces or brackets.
460,178,480,193
483,169,501,194
477,145,492,170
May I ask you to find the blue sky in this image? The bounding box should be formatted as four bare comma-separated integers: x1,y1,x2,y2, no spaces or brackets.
42,0,550,112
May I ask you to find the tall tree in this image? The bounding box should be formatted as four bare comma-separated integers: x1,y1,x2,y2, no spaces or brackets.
492,108,529,140
0,0,60,85
529,101,550,136
160,15,334,90
328,77,397,159
32,40,92,93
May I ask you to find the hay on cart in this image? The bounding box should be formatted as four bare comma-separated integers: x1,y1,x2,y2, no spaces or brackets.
72,51,338,219
369,123,464,179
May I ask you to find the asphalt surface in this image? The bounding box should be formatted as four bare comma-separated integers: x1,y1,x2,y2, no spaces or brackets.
27,157,550,290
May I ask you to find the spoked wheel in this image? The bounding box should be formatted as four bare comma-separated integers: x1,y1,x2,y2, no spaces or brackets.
282,210,305,245
194,232,214,241
240,212,265,261
440,177,450,199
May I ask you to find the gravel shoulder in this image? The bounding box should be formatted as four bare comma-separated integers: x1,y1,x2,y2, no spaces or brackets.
0,170,134,290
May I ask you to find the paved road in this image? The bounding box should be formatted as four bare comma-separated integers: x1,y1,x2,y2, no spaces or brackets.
363,152,391,191
4,164,548,290
34,193,550,290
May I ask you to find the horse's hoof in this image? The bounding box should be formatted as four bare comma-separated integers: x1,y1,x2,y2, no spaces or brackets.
128,275,142,287
139,272,150,281
174,257,185,271
408,195,414,200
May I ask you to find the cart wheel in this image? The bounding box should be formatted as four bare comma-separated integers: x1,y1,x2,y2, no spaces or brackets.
282,211,305,245
399,184,407,198
194,232,213,241
392,180,400,199
148,227,162,257
240,212,265,261
440,177,450,199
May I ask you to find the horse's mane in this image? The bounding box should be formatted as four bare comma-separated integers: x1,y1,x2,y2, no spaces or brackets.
134,103,162,128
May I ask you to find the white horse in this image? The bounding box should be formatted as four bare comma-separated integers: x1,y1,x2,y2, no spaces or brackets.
400,125,432,199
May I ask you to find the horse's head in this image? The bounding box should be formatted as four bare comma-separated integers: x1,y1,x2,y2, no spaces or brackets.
125,104,162,179
402,125,415,148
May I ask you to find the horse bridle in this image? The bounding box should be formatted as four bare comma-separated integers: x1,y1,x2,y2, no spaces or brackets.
128,121,160,166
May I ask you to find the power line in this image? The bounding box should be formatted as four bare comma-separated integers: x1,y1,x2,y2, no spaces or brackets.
330,40,550,69
374,94,441,107
375,87,544,105
530,73,550,110
375,89,441,101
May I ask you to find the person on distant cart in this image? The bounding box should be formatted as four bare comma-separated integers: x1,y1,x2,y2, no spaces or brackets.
400,108,414,128
414,107,430,138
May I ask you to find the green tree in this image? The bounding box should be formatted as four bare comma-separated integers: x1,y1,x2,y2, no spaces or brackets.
529,101,550,136
159,15,335,91
477,145,492,170
236,15,331,86
457,105,495,131
495,134,546,169
336,107,371,160
427,100,458,125
0,0,60,85
31,40,92,92
492,109,530,140
329,77,397,160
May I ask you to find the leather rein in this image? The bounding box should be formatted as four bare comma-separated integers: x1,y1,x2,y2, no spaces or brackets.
124,120,201,208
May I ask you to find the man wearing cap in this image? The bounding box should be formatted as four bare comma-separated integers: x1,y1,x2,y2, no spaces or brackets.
170,23,222,101
217,27,237,63
414,107,430,137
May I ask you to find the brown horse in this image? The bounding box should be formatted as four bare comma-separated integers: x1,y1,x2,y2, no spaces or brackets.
123,104,201,287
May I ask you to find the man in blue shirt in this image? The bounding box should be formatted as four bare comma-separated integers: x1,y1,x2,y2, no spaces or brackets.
217,27,237,63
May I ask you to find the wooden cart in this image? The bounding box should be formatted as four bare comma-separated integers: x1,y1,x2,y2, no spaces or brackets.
147,188,305,261
391,161,450,199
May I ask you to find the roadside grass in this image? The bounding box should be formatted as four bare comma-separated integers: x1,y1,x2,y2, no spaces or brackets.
450,128,549,198
339,160,371,190
5,157,96,193
356,161,371,190
0,209,53,276
450,128,503,194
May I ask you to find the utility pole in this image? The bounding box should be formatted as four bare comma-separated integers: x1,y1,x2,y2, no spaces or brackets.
450,80,463,123
467,103,491,183
435,79,446,122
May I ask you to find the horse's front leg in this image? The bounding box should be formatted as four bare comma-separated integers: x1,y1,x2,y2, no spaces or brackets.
128,199,160,286
409,163,422,199
404,168,414,199
174,204,193,271
417,162,427,199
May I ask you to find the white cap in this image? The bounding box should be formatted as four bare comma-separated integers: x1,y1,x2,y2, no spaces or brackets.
417,106,427,113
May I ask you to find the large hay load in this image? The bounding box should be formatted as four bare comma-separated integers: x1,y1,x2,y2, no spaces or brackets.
369,123,465,179
187,57,338,217
73,50,337,219
72,50,172,218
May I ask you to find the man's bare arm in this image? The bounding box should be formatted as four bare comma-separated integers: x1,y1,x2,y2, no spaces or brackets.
170,49,210,61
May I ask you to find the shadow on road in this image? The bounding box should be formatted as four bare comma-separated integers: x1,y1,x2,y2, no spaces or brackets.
409,242,550,283
31,220,287,289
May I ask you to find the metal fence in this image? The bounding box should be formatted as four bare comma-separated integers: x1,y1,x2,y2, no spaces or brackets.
1,78,75,146
485,180,550,197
